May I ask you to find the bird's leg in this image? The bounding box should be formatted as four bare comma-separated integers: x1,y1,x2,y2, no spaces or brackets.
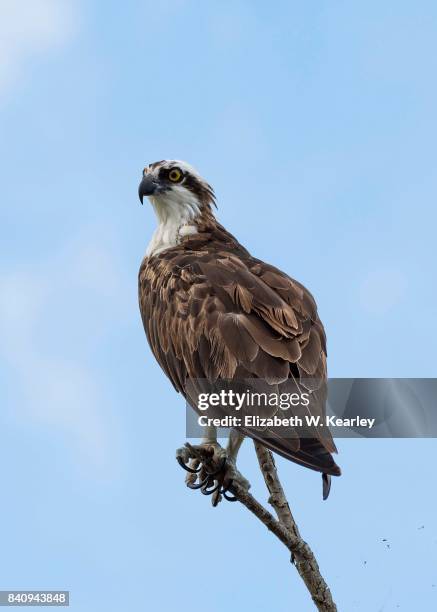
185,425,219,486
201,424,218,445
224,429,250,493
176,427,250,506
227,428,245,462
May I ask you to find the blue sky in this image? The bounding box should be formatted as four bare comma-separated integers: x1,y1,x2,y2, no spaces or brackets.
0,1,436,610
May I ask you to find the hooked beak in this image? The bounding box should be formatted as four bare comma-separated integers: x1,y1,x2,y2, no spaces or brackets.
138,175,158,204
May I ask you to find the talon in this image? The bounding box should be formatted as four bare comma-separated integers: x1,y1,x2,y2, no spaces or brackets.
187,474,210,490
222,489,238,502
177,456,201,474
177,443,247,506
201,480,221,495
212,490,222,507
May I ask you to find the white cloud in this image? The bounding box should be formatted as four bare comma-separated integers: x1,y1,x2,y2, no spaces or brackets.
0,0,75,94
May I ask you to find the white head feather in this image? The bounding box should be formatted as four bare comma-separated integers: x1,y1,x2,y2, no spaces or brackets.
143,160,213,257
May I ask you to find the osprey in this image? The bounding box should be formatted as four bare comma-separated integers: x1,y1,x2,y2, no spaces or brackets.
138,160,341,500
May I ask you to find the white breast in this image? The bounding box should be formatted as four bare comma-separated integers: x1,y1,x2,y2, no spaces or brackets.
146,188,200,257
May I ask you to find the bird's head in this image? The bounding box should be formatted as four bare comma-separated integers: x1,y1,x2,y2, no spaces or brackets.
138,160,216,224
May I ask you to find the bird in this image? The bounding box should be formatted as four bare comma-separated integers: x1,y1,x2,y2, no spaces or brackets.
138,160,341,501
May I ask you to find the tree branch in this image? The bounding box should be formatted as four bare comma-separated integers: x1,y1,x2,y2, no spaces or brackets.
179,442,337,612
253,441,337,612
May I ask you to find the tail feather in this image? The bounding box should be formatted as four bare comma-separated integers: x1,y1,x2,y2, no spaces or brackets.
241,427,341,499
322,473,331,500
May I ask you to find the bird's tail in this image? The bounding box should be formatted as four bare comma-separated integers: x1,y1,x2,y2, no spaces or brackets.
241,428,341,499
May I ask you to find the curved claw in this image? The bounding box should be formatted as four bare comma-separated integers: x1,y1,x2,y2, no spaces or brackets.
187,474,210,490
205,457,227,477
177,456,201,474
221,479,238,501
178,447,242,505
201,479,221,495
211,487,223,507
222,489,238,502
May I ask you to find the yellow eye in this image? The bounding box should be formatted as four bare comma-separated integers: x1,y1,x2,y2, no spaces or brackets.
168,168,182,182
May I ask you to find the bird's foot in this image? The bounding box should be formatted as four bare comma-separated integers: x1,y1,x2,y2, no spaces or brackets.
176,442,250,507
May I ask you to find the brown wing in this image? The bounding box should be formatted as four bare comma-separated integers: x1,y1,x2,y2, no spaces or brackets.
139,245,340,480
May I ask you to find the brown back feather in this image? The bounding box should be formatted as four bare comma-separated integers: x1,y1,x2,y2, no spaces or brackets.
139,223,340,476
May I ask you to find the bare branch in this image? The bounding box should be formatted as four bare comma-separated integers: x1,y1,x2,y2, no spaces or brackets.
177,442,338,612
253,441,337,612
